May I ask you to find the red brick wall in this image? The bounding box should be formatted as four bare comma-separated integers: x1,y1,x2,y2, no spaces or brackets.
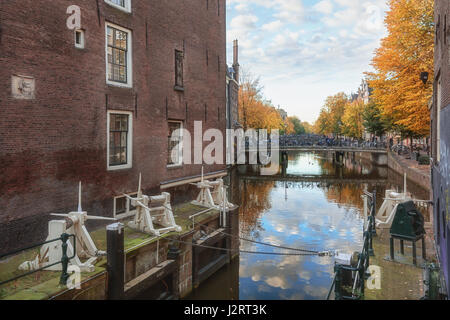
0,0,227,252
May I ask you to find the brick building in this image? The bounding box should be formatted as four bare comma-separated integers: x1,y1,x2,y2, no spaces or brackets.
431,0,450,298
0,0,234,253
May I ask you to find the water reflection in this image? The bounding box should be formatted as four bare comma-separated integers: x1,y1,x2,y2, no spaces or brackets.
188,151,429,300
238,180,364,300
285,151,387,179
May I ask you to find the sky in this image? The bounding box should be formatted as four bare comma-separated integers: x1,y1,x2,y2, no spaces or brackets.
226,0,389,123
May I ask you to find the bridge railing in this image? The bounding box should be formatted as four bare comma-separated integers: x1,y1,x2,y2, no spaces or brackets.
0,233,76,287
279,139,387,150
327,190,376,300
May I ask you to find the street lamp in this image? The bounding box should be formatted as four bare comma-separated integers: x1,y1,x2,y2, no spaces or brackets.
420,72,429,85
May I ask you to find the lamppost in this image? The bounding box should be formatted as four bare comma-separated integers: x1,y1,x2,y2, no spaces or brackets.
420,72,429,85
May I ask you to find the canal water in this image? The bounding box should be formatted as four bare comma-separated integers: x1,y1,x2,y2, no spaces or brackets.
187,151,429,300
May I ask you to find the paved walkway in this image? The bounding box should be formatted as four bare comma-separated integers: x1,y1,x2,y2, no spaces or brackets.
365,229,429,300
394,152,431,178
365,151,436,300
388,151,431,192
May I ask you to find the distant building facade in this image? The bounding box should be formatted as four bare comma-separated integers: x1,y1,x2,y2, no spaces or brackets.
431,0,450,298
351,79,372,104
0,0,228,253
277,107,288,121
351,79,373,140
351,79,372,105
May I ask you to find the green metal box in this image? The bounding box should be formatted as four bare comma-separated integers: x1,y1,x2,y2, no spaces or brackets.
390,201,425,240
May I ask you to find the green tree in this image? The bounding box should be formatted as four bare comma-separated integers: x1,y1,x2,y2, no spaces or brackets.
289,116,306,135
363,102,388,137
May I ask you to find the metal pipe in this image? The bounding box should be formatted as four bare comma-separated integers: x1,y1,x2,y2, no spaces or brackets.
189,208,215,220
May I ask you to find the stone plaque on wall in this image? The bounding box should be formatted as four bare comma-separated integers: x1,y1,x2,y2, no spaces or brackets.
11,75,35,99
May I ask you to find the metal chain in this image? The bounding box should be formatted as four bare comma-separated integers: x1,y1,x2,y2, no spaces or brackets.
166,237,323,256
193,220,329,255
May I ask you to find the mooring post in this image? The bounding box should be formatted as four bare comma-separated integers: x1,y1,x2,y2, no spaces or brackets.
59,233,70,286
167,242,181,299
107,222,125,300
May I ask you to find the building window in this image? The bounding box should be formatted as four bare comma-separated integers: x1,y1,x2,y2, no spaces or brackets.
105,0,131,13
167,121,183,167
75,29,85,49
106,23,132,87
115,196,127,215
114,192,138,219
175,50,184,90
107,111,133,170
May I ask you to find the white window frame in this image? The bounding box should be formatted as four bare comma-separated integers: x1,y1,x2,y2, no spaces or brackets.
104,0,131,13
107,110,133,171
113,192,138,220
105,22,133,88
74,29,85,49
167,120,184,168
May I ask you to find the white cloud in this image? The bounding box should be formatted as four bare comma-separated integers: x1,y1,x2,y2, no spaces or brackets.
273,0,305,24
235,3,249,12
314,0,333,14
227,0,389,122
230,14,259,33
262,20,283,32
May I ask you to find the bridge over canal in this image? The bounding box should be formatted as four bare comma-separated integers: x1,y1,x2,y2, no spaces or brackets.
238,174,388,186
245,146,388,166
278,146,387,154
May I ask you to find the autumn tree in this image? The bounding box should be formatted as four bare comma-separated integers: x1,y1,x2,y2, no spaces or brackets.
366,0,434,138
314,92,348,136
314,109,330,135
342,100,365,138
239,68,284,132
239,69,263,131
239,180,275,237
302,122,313,134
282,117,295,135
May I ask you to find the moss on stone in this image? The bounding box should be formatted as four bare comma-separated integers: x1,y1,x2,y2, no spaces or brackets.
0,202,218,300
1,266,105,300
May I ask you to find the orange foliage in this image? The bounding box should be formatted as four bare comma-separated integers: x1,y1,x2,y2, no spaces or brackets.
366,0,434,137
238,71,285,132
239,180,274,237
